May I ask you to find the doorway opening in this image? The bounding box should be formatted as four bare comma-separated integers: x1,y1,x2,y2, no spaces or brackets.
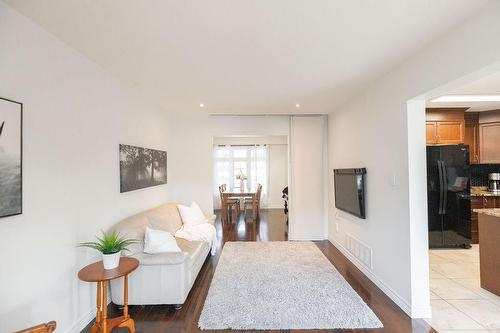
411,69,500,331
212,136,289,241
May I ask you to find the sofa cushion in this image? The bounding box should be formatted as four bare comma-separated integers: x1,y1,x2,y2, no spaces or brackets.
143,227,181,254
112,213,150,255
132,251,188,266
130,238,208,267
145,203,183,233
177,202,208,228
176,238,209,268
111,203,184,255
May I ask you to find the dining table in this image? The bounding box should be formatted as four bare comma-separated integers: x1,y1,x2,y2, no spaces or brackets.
222,187,258,222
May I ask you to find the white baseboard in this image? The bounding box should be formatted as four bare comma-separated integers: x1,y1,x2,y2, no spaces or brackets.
329,237,414,317
65,300,111,333
65,309,94,333
263,204,285,209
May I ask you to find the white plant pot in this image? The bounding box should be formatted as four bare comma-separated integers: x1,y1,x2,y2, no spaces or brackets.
102,252,121,270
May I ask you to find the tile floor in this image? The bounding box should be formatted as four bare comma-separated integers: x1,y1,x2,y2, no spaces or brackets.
426,245,500,333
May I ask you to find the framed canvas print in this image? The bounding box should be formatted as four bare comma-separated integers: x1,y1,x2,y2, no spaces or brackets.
119,144,167,193
0,97,22,218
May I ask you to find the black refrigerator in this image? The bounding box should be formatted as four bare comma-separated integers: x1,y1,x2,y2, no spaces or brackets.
427,144,471,248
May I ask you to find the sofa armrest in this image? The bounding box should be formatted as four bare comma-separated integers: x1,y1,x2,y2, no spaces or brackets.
205,213,216,225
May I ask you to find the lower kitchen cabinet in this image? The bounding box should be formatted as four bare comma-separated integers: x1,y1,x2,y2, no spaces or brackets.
470,196,500,243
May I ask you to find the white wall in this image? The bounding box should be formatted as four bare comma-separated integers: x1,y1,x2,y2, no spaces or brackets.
0,3,170,332
167,114,290,212
268,144,288,208
289,116,327,240
328,1,500,318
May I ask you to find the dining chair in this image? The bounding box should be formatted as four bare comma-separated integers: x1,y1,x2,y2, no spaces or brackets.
219,184,240,223
244,183,262,221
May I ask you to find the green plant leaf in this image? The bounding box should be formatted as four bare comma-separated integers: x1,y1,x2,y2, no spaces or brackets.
77,230,139,255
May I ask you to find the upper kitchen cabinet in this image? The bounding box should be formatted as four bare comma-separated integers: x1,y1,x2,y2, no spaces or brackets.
426,108,466,145
464,112,480,164
479,110,500,163
436,122,464,144
426,122,438,144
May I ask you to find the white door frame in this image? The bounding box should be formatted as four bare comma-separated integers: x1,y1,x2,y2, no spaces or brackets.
406,62,500,318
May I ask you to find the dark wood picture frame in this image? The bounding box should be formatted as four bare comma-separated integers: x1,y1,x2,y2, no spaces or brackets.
0,97,23,218
119,144,167,193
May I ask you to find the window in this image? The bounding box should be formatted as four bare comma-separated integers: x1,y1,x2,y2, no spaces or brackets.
213,145,268,208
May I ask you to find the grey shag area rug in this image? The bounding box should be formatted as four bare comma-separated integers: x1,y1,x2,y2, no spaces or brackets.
198,241,383,330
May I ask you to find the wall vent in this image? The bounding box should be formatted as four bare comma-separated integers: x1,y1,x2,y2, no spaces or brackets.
345,233,373,269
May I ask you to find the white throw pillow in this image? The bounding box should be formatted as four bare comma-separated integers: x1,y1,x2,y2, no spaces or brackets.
177,202,207,228
143,227,181,254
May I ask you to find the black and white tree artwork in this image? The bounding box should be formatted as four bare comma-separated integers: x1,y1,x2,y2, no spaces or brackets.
0,98,22,218
119,144,167,193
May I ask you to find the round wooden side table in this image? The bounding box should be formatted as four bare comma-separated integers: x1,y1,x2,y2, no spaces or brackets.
78,257,139,333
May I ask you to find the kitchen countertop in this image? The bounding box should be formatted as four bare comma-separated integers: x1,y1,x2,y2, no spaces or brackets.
471,187,500,197
473,208,500,218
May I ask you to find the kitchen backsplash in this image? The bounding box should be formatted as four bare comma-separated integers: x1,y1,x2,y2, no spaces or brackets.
471,164,500,186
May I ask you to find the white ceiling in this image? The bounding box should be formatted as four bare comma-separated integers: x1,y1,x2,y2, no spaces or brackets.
4,0,491,114
427,71,500,111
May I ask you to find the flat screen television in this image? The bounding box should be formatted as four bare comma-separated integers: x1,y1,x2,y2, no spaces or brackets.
333,168,366,219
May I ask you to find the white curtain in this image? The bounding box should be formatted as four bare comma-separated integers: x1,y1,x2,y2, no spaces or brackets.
213,145,269,209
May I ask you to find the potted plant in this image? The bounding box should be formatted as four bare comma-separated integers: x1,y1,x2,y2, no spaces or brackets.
236,169,247,192
78,230,138,270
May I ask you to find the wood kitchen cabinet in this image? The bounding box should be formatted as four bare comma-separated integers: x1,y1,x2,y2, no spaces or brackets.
464,112,480,164
426,122,438,144
479,110,500,163
476,212,500,297
471,197,482,244
436,121,464,144
426,109,500,162
426,108,466,145
480,123,500,163
470,196,500,244
484,197,500,208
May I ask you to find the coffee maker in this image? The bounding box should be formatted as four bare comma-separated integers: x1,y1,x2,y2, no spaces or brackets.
488,173,500,192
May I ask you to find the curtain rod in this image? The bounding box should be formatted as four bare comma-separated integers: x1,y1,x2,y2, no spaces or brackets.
216,144,267,147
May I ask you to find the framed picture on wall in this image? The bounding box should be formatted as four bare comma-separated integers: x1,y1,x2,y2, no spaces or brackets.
0,97,23,218
119,144,167,193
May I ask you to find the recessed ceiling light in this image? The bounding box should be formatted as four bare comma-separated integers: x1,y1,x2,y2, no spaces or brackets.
431,94,500,102
199,103,205,108
295,104,301,108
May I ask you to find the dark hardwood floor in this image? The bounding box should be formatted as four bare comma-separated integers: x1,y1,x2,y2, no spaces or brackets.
82,209,436,333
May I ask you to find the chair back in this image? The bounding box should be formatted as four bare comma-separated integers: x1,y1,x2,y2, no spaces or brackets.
219,184,226,205
15,321,56,333
256,183,263,202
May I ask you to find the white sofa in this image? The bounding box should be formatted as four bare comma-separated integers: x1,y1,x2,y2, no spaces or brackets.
109,203,215,306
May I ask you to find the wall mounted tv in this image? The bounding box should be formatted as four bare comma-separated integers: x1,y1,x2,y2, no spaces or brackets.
333,168,366,219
